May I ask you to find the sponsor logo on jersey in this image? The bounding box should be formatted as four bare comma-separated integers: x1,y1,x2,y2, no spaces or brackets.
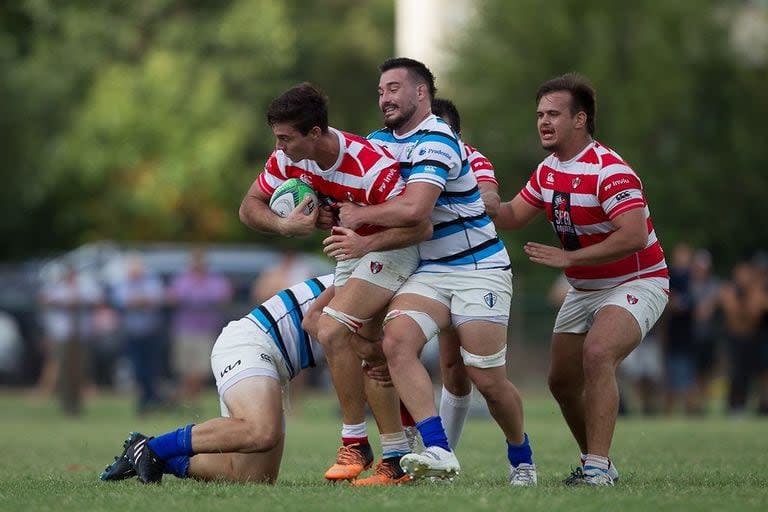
220,359,242,378
546,171,555,184
572,177,581,189
615,191,631,202
370,261,383,274
626,294,639,305
406,144,416,158
260,353,273,364
551,191,581,250
604,177,631,192
483,292,498,308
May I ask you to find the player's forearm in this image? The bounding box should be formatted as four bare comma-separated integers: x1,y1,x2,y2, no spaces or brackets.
239,197,293,236
353,199,423,227
565,229,648,266
494,194,538,230
362,221,432,252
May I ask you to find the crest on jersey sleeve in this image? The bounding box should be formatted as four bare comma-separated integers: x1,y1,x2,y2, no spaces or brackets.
483,292,498,308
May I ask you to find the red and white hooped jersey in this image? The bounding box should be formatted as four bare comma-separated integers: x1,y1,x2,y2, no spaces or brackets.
520,141,668,291
465,143,498,186
257,127,404,235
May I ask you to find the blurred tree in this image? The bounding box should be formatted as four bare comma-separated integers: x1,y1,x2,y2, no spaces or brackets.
445,0,768,270
0,0,395,260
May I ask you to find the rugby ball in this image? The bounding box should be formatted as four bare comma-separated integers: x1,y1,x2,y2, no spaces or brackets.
268,178,318,218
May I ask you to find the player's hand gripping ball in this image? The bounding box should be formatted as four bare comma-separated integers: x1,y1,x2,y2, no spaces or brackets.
269,178,319,218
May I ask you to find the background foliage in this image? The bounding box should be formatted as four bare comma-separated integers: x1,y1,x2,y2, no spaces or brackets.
1,0,765,269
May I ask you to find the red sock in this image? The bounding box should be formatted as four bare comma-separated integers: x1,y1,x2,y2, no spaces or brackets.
400,400,416,427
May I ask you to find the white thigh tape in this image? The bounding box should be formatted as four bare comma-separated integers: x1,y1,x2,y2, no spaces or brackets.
383,309,440,341
321,306,370,334
460,345,507,369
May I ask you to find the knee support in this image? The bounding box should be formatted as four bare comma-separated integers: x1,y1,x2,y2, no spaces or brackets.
383,309,440,341
321,306,370,334
460,345,507,369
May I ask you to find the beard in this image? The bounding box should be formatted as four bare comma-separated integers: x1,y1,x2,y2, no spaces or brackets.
383,101,418,131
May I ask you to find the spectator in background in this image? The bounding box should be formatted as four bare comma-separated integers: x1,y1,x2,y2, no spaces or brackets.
720,257,768,415
662,242,697,415
688,249,722,414
250,251,314,304
32,265,103,404
753,252,768,414
112,253,166,416
168,248,232,409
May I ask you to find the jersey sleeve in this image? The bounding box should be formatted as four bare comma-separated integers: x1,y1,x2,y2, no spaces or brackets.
597,165,646,219
365,160,405,204
466,145,498,185
519,165,545,209
256,151,288,196
406,133,462,189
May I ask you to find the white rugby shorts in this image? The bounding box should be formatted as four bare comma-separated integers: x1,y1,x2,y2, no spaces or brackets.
394,269,513,325
553,278,669,340
210,318,290,417
334,246,419,291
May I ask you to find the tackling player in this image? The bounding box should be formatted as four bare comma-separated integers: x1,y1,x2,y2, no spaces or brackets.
336,58,537,486
100,275,334,484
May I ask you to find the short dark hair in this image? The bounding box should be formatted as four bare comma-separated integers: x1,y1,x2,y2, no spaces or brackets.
536,73,596,135
380,57,437,98
431,98,461,134
267,82,328,135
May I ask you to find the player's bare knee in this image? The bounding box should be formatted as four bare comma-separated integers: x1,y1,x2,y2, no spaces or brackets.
466,367,501,400
582,342,614,377
241,425,282,452
316,314,351,352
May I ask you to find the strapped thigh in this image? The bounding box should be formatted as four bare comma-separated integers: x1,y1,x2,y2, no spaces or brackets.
321,306,371,334
459,345,507,369
383,309,440,341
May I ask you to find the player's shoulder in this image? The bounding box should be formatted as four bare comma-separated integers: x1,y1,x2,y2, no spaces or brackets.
592,141,633,171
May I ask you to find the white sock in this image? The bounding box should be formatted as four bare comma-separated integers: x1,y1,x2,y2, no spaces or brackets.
341,422,368,442
584,454,610,471
380,431,410,458
439,386,472,449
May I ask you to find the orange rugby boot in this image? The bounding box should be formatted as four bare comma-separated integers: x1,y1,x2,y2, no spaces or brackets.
324,443,374,481
351,457,412,487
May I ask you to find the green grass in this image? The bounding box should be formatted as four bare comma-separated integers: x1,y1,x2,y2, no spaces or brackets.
1,390,767,512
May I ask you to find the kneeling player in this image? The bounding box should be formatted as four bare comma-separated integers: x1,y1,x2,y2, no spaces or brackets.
100,275,333,484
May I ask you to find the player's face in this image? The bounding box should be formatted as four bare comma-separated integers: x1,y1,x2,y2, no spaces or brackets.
378,68,419,131
536,91,580,152
271,122,316,162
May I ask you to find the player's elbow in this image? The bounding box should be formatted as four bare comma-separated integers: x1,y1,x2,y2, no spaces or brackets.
626,230,649,253
238,200,251,227
418,220,433,242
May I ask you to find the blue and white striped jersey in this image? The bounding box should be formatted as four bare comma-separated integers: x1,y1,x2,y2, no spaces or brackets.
368,115,510,273
245,274,332,379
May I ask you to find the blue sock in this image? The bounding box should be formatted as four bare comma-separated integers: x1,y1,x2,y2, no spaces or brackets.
163,455,190,479
416,416,450,451
148,424,195,460
507,433,533,467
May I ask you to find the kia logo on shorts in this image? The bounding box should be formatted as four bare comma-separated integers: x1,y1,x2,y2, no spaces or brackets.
220,359,242,378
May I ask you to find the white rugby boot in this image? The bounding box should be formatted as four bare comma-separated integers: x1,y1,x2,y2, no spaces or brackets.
509,462,538,486
399,446,460,482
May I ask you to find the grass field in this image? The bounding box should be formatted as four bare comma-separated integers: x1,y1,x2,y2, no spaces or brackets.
1,389,767,512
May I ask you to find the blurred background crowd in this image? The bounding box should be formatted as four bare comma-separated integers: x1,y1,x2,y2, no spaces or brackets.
1,0,767,418
1,241,767,419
